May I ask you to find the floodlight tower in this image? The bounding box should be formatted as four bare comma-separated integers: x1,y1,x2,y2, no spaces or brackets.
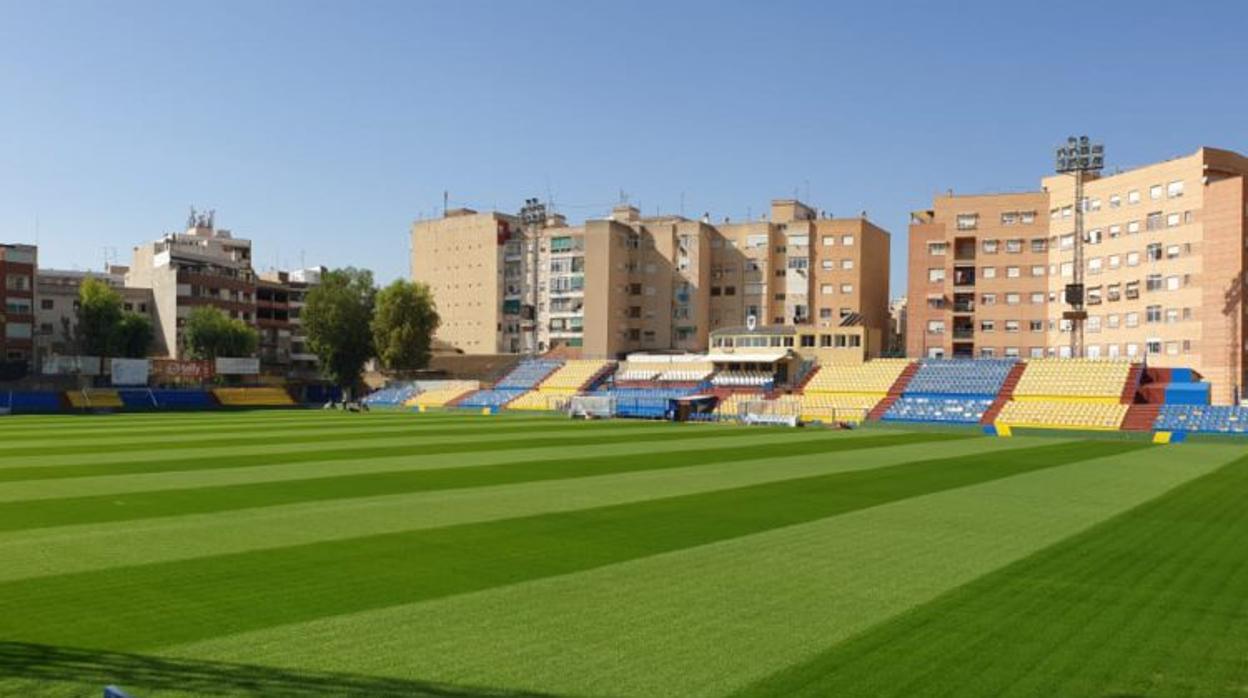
518,197,547,356
1055,136,1104,358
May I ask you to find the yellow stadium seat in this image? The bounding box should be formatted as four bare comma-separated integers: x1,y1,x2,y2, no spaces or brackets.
996,400,1128,430
804,359,910,394
411,382,477,408
66,390,124,408
538,360,613,391
798,393,883,423
213,387,296,407
1012,358,1131,400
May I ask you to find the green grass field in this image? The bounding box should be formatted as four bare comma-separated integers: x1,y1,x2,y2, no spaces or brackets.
1,410,1245,697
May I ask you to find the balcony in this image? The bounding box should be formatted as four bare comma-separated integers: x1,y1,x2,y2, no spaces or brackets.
952,268,976,287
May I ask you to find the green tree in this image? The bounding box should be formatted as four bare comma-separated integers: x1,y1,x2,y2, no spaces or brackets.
109,312,154,358
183,306,259,360
303,267,376,395
371,280,439,371
77,277,123,356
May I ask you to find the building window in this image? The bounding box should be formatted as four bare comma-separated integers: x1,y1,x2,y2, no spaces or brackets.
1006,266,1020,278
982,266,997,279
841,259,854,270
1109,194,1121,208
1166,212,1181,228
980,320,995,332
1030,292,1045,304
840,284,853,294
1005,293,1020,305
928,268,946,283
982,239,999,254
841,235,854,246
928,242,948,256
956,213,978,230
1005,239,1023,253
1031,239,1047,253
1031,265,1046,277
40,298,54,310
1029,320,1044,332
1167,180,1184,198
1146,212,1163,231
1004,320,1020,333
1149,184,1163,201
981,293,996,305
927,320,945,335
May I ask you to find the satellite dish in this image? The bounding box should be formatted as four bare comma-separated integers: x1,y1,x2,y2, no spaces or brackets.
746,315,757,331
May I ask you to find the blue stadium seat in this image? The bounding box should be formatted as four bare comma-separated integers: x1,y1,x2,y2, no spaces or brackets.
883,396,996,424
1155,404,1248,434
882,359,1016,424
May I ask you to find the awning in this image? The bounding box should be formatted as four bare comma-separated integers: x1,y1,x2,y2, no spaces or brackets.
703,349,791,364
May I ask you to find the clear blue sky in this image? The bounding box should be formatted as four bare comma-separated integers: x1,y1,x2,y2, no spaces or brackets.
3,0,1246,297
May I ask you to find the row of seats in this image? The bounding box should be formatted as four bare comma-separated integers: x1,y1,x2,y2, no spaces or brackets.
1155,405,1248,433
539,360,613,391
65,389,124,408
118,389,216,409
658,368,713,382
712,371,774,387
495,359,562,390
805,359,910,394
213,387,296,407
799,393,882,423
506,390,569,411
1013,359,1131,399
996,400,1128,430
904,359,1015,396
457,389,523,409
884,396,994,424
362,384,420,407
715,393,800,417
409,381,478,408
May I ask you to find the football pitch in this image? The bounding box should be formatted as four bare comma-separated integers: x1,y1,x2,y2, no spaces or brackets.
1,411,1246,697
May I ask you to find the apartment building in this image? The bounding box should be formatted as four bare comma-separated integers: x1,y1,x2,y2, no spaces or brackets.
0,244,37,363
412,198,891,359
908,147,1248,404
908,192,1051,360
256,267,323,377
125,213,256,358
34,267,155,361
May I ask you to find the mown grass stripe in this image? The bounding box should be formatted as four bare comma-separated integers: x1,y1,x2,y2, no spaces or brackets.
0,431,961,531
0,422,818,482
0,440,1145,651
0,411,552,440
0,436,1032,582
735,454,1248,698
0,417,679,463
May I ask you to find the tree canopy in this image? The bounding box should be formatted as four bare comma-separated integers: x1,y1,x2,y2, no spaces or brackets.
77,277,123,356
371,280,439,371
183,306,259,360
75,277,153,358
302,267,376,392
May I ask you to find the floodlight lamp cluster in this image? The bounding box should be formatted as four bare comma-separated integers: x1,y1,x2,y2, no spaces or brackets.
1055,136,1104,173
519,198,547,225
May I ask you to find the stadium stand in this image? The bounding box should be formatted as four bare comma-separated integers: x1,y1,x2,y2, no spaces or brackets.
65,389,124,409
3,391,65,413
885,396,997,424
799,359,910,423
117,389,216,409
715,393,800,419
456,388,524,409
1012,358,1132,400
494,359,562,390
882,359,1014,424
212,387,296,407
507,360,616,411
996,400,1129,430
536,360,614,392
410,381,478,408
711,370,774,388
456,359,565,410
1155,404,1248,434
362,383,421,407
992,359,1133,430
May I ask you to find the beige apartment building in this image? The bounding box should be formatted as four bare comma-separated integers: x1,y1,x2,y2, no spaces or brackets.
411,199,891,359
126,213,256,358
34,267,155,362
908,146,1248,404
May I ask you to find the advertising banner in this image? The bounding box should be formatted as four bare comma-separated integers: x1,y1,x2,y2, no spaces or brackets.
110,358,150,386
41,355,102,376
215,357,260,375
151,359,214,383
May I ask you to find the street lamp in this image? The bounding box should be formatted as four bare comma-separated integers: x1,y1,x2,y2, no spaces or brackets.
1055,136,1104,359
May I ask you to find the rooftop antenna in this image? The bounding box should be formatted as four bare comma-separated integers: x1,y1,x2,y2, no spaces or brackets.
443,190,449,217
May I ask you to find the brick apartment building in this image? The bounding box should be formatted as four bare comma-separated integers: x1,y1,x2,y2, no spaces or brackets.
908,146,1248,404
